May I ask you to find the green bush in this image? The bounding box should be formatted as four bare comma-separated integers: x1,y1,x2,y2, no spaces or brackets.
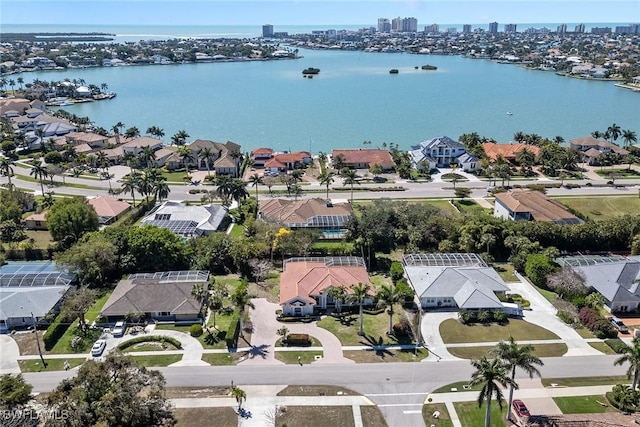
605,338,630,354
189,324,203,337
557,310,576,325
390,262,404,283
116,335,182,350
43,316,71,351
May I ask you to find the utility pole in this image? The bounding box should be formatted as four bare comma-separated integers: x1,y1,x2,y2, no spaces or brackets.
31,312,47,368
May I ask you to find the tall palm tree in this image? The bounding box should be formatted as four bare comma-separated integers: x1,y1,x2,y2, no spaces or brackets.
0,157,14,187
17,77,24,91
469,357,517,427
340,168,360,203
124,126,140,139
231,280,252,343
231,386,246,411
615,337,640,389
140,146,156,168
607,123,622,142
146,126,165,139
30,162,48,195
348,283,370,336
327,285,347,313
191,283,208,305
622,130,637,148
177,146,194,175
121,151,137,173
153,179,170,202
229,178,249,214
120,172,140,206
490,336,543,416
248,173,263,203
197,147,214,176
591,130,604,140
376,284,401,336
318,171,335,199
171,130,189,146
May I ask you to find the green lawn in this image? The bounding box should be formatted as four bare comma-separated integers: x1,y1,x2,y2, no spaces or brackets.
22,230,53,249
588,341,616,355
439,318,560,344
228,224,244,238
201,353,238,366
553,395,615,414
156,309,240,349
433,381,483,393
453,401,506,427
279,406,355,427
317,306,412,346
453,199,487,213
422,200,459,216
19,358,86,372
531,284,558,304
122,342,179,352
493,263,519,282
542,376,629,388
130,354,182,367
447,343,567,359
554,196,640,220
343,347,428,363
595,168,640,178
275,350,323,364
423,403,454,427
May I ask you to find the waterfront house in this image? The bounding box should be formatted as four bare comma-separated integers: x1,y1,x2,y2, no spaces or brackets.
250,147,274,167
482,142,540,164
402,253,510,310
100,271,209,323
165,139,242,177
493,190,583,224
264,151,312,173
279,257,373,316
121,136,164,155
141,201,228,238
569,136,628,164
331,149,394,170
65,131,110,149
409,136,478,171
259,198,353,235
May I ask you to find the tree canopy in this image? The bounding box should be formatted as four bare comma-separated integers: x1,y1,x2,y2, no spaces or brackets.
47,197,99,247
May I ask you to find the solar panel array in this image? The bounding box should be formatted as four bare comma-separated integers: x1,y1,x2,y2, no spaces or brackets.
402,253,487,267
128,270,209,283
147,220,202,237
557,255,628,267
0,261,76,287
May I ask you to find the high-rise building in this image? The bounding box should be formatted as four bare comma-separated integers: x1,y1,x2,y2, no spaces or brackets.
504,23,517,33
424,24,439,34
591,27,612,35
262,24,274,38
402,17,418,33
463,24,472,34
489,22,498,33
392,17,403,32
557,24,567,34
378,18,391,33
574,23,585,33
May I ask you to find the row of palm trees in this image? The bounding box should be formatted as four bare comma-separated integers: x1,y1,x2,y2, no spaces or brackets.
119,168,170,206
591,124,637,147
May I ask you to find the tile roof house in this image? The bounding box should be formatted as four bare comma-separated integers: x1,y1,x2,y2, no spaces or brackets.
24,212,48,230
569,136,629,164
557,255,640,313
482,142,541,163
121,136,164,155
87,196,131,225
279,257,373,316
259,198,353,230
331,149,394,170
65,132,110,149
402,253,510,310
165,139,242,177
251,147,274,167
141,201,228,238
409,136,479,171
100,271,209,322
264,151,312,172
494,190,583,224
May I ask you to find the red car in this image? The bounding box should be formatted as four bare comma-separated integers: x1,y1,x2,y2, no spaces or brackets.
512,399,530,417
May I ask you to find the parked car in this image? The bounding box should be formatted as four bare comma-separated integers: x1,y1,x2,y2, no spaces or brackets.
512,399,530,417
608,316,629,333
112,321,126,337
91,339,107,357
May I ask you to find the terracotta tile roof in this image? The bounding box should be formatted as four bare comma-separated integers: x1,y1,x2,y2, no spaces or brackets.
279,258,372,305
570,136,629,155
121,136,163,149
495,190,582,224
482,142,540,162
260,198,353,225
332,149,394,169
87,196,131,218
273,152,310,163
264,158,286,169
251,147,274,155
66,132,108,143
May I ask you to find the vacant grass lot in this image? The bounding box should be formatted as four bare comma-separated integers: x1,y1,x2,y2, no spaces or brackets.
553,395,616,414
174,407,237,427
454,401,506,427
554,196,640,220
447,343,567,359
19,358,86,372
279,406,355,427
423,403,454,427
439,318,560,344
317,306,411,346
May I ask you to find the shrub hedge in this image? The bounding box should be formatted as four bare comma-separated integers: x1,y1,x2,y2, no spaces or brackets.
43,316,71,350
116,335,183,350
284,333,311,346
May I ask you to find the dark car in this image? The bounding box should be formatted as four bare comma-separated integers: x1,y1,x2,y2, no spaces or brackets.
512,399,530,417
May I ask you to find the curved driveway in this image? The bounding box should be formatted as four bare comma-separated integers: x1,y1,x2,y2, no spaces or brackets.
0,335,21,374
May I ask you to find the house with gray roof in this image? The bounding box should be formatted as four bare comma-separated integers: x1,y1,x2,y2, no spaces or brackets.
409,136,478,171
402,253,510,310
558,255,640,313
141,201,228,238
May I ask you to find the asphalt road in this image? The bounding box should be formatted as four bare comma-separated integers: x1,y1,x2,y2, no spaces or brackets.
24,355,627,427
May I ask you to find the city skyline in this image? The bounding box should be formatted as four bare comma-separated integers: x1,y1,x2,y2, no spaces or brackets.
2,0,638,27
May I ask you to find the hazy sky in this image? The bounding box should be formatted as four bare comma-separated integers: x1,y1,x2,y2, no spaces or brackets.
2,0,637,26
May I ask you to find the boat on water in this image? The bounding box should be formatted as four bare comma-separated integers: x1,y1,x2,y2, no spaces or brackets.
302,67,320,75
506,112,513,116
389,69,399,74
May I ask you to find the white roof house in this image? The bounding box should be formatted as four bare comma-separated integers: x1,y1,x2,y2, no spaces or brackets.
141,201,227,238
409,136,478,171
402,253,510,309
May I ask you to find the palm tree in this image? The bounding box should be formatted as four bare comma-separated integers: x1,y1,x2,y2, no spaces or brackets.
171,130,189,146
124,126,140,139
146,126,165,139
121,151,137,173
231,280,252,343
469,357,518,427
0,157,14,187
177,146,194,175
8,79,15,94
30,162,49,195
198,147,214,176
17,77,24,91
120,172,140,206
376,284,401,336
229,178,249,214
318,171,335,199
513,131,526,143
615,337,640,389
349,283,370,336
340,168,360,203
153,179,170,202
622,130,638,148
327,285,347,313
231,386,246,411
490,336,543,416
607,123,622,142
191,283,208,305
140,146,156,168
248,173,263,203
592,130,604,140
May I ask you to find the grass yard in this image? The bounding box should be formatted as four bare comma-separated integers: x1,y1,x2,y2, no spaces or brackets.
19,358,86,372
278,406,355,427
447,343,567,359
122,342,180,352
453,199,488,214
595,168,640,178
439,318,559,344
360,406,388,427
588,341,616,355
493,263,519,282
317,306,412,346
174,407,237,427
434,381,483,393
277,385,359,396
22,230,53,248
553,395,616,414
201,353,240,366
575,326,596,339
531,284,558,304
554,196,640,220
344,347,428,363
275,350,323,364
130,354,182,367
453,401,506,427
423,403,454,427
541,376,629,388
422,199,459,216
228,224,244,238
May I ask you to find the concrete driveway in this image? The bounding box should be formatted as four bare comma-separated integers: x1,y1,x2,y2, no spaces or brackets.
0,335,21,374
